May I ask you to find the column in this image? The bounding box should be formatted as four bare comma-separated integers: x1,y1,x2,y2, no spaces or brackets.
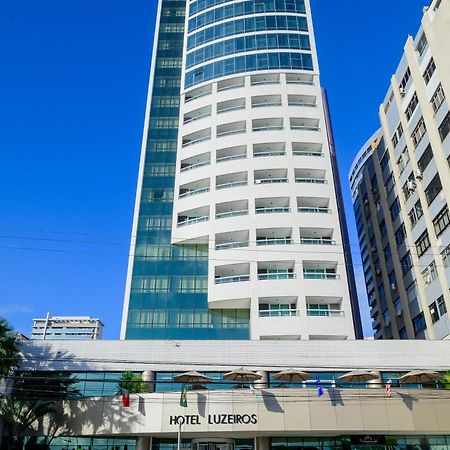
137,437,151,450
142,370,156,393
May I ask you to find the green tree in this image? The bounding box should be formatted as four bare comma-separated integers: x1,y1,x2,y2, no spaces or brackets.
0,317,21,378
439,371,450,389
117,371,146,394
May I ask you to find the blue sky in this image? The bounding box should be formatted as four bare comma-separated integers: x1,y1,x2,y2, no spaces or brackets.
0,0,425,338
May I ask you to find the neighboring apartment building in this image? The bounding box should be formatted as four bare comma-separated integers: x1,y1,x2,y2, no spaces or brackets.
31,313,104,340
121,0,362,341
349,0,450,340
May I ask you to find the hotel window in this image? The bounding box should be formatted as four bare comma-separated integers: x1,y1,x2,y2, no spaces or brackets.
399,67,411,91
442,243,450,268
422,260,437,286
415,231,431,257
431,84,445,114
433,205,450,237
439,112,450,142
423,58,436,84
408,199,423,227
405,93,419,121
416,33,428,56
425,173,442,205
417,144,433,173
401,252,413,275
412,312,427,335
438,295,447,316
411,117,427,148
429,301,440,323
406,282,418,303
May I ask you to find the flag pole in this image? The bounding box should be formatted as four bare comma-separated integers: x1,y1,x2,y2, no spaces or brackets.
177,420,181,450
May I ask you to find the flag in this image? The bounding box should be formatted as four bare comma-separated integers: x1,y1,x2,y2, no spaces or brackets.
385,379,392,397
316,376,324,397
180,384,188,407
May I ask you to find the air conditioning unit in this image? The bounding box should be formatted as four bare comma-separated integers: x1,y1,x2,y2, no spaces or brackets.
255,179,262,184
396,310,402,317
415,170,423,181
399,87,406,96
390,283,397,290
407,180,416,192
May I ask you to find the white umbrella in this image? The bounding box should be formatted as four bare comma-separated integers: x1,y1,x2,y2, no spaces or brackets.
338,370,379,383
273,368,309,382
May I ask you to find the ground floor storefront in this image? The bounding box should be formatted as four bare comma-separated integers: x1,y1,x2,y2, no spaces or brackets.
26,436,450,450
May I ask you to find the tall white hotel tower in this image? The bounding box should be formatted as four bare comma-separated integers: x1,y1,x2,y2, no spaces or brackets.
122,0,363,341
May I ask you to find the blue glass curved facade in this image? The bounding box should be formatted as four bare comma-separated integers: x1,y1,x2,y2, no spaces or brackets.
185,51,313,88
187,14,308,50
188,0,306,33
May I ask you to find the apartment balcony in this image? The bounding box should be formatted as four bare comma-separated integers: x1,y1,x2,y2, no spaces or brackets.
182,128,211,148
286,73,314,85
252,118,284,132
252,95,282,108
295,169,327,185
215,200,248,220
253,142,286,158
255,169,288,185
177,206,209,228
215,275,250,284
216,145,247,163
297,197,331,215
306,309,345,317
215,263,250,285
217,98,245,115
259,308,299,318
300,228,335,246
184,84,212,103
257,237,293,246
183,105,211,125
251,73,280,86
258,261,296,282
217,121,246,138
288,94,317,108
290,118,320,132
180,152,210,173
216,172,248,191
292,142,323,157
179,179,210,199
303,272,340,280
215,230,249,251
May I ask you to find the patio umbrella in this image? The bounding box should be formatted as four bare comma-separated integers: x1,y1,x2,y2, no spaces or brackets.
398,370,440,384
173,371,212,384
338,370,379,383
273,368,309,382
223,368,262,383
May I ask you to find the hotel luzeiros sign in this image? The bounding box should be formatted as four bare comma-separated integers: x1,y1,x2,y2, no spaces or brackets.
169,414,258,426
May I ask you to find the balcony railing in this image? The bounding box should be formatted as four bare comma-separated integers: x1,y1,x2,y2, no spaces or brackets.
180,161,210,172
300,238,336,245
293,151,323,157
255,178,288,184
216,153,246,163
179,187,210,198
217,105,245,114
216,180,247,190
177,215,209,227
215,275,250,284
215,241,249,250
256,207,290,214
258,272,295,280
185,91,210,103
289,102,317,108
216,210,248,219
291,125,320,131
257,238,293,246
307,309,345,318
253,126,283,132
298,207,331,214
254,151,286,158
252,102,282,108
295,178,327,184
303,272,340,280
259,309,299,318
217,128,246,138
183,113,211,125
182,136,210,148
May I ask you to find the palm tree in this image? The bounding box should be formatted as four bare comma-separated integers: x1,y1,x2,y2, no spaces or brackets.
0,317,21,378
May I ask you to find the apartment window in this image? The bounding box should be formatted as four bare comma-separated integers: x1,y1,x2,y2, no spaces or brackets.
380,151,390,171
411,117,427,148
433,205,450,237
399,327,408,339
442,243,450,268
391,132,399,148
439,112,450,142
423,58,436,84
425,173,442,205
438,295,447,316
417,144,433,173
401,252,413,275
431,84,445,114
422,261,438,286
406,282,418,303
379,220,387,236
386,174,396,195
383,309,391,325
397,147,410,174
412,312,427,336
416,33,428,56
405,93,419,121
429,302,440,323
390,197,401,221
415,231,431,257
385,91,394,113
408,199,423,227
399,67,411,91
395,223,407,246
402,173,416,201
384,245,392,262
